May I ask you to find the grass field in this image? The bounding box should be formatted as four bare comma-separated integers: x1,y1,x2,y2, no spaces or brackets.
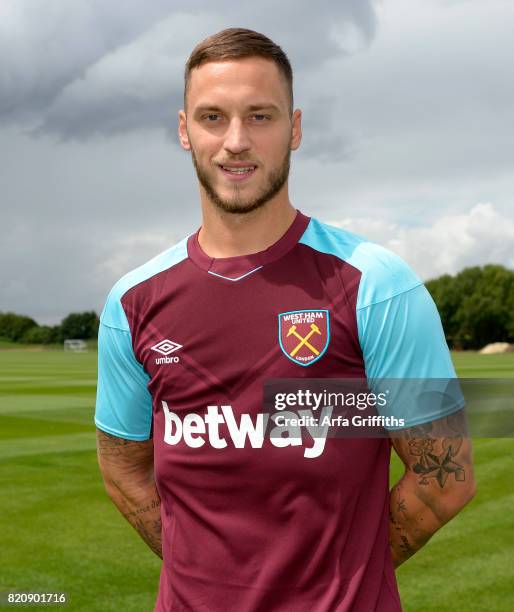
0,348,512,611
392,352,514,611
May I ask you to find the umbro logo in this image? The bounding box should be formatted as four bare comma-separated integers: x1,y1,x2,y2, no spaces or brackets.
151,339,182,356
151,339,182,364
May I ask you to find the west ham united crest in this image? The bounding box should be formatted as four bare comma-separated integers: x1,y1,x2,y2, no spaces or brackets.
278,309,330,366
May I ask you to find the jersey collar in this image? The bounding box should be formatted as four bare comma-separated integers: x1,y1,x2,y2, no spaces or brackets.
187,210,311,280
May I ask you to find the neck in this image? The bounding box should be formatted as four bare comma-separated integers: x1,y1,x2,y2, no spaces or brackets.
197,190,297,258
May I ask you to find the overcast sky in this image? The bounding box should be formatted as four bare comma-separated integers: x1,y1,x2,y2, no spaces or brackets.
1,0,513,324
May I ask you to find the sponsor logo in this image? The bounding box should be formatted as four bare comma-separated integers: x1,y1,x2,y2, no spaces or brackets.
278,309,330,366
151,339,182,364
161,401,332,459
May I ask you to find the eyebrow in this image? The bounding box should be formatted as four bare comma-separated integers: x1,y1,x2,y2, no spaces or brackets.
193,103,281,115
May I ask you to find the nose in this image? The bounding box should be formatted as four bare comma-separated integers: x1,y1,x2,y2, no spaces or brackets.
223,117,251,155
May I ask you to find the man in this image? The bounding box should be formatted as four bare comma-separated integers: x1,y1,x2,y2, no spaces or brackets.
95,28,476,611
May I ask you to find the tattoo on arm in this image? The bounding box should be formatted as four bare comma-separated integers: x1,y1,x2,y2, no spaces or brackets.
115,494,163,559
134,506,163,558
97,429,153,460
126,497,161,518
396,498,407,515
389,410,475,568
96,429,162,559
403,411,467,488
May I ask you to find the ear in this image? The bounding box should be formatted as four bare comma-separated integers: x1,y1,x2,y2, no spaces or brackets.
290,108,302,151
178,110,191,150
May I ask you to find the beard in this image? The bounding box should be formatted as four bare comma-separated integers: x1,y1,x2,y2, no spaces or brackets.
191,145,291,215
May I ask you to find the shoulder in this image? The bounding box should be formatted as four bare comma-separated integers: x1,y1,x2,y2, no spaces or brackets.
101,235,190,330
300,217,422,309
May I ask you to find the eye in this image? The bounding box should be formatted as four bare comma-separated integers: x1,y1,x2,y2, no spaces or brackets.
253,114,269,121
204,114,220,122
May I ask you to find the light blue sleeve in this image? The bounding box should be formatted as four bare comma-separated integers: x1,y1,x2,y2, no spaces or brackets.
358,284,457,379
95,321,152,440
94,236,189,440
298,216,464,428
358,284,465,428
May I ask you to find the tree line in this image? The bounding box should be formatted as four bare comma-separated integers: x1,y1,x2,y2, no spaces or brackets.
425,264,513,349
1,264,513,350
0,311,99,345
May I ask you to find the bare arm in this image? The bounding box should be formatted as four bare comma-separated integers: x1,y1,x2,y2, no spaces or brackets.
96,428,163,559
389,409,476,568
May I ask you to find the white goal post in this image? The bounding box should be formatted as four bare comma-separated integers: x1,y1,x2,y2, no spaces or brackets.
63,339,88,352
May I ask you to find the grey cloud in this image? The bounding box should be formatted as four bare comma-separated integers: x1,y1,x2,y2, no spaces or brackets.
0,0,177,125
3,0,514,325
297,97,358,162
290,0,514,192
0,0,378,139
32,11,216,141
239,0,377,70
331,203,514,280
0,124,200,325
0,216,184,324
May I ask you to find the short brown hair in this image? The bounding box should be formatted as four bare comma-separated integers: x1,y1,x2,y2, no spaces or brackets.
184,28,294,115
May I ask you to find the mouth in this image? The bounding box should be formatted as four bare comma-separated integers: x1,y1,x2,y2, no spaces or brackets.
218,164,257,182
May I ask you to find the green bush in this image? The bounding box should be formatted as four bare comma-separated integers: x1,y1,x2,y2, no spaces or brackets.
0,311,98,345
426,264,514,350
59,311,99,341
0,312,38,342
21,325,59,344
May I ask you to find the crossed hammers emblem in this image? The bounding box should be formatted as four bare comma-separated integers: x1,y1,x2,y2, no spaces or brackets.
287,323,322,357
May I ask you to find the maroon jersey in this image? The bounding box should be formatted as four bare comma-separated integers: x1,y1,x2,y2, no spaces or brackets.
96,210,460,611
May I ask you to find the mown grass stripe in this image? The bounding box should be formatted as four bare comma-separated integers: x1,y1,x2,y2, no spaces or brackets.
0,432,96,459
0,348,512,610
